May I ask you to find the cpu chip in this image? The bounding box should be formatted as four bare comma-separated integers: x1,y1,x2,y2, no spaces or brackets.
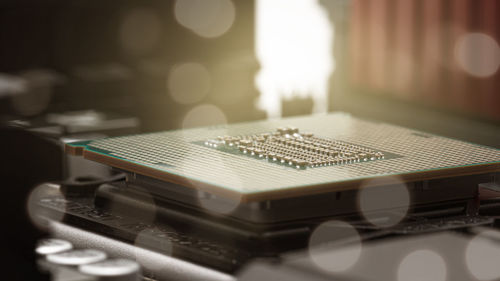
66,113,500,202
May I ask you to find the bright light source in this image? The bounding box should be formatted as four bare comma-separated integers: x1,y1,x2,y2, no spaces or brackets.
255,0,334,118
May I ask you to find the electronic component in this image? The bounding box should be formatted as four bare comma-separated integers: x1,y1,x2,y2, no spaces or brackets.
201,127,390,169
66,113,500,202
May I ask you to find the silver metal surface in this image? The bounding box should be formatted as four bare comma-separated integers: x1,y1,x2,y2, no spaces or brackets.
49,221,235,281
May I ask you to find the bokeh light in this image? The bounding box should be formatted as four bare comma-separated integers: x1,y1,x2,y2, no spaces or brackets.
174,0,235,38
308,220,362,273
177,132,242,215
358,177,410,227
465,229,500,281
193,154,242,215
119,7,163,55
180,104,242,214
182,104,227,129
180,104,241,215
255,0,333,118
196,190,241,215
168,63,211,105
134,228,173,272
397,249,447,281
455,32,500,78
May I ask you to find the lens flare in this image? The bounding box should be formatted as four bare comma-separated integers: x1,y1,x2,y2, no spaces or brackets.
308,220,362,272
182,104,227,129
397,249,447,281
174,0,235,38
358,177,410,227
455,32,500,78
177,132,242,215
168,62,211,105
465,229,500,281
134,228,174,272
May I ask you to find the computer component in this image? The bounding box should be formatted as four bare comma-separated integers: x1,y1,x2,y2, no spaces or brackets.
238,229,500,281
36,182,495,275
66,113,500,203
101,172,486,224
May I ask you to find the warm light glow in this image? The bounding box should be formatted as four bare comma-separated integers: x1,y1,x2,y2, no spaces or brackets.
308,220,362,272
397,249,447,281
182,104,227,129
455,32,500,78
465,230,500,281
358,176,410,228
255,0,334,118
167,62,211,105
135,228,173,271
174,0,235,38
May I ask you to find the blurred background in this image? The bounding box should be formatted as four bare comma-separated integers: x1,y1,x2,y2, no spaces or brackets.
0,0,499,136
0,2,499,278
